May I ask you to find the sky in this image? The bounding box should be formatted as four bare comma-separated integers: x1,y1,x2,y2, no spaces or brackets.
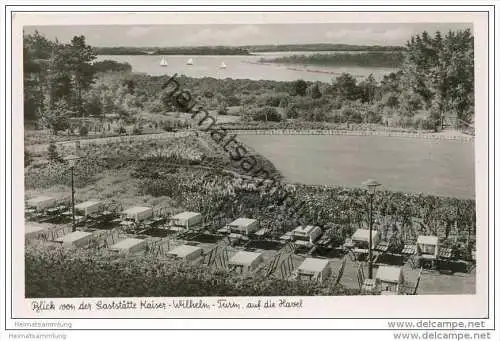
23,23,472,47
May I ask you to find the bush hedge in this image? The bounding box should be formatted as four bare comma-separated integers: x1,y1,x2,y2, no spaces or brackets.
25,242,360,297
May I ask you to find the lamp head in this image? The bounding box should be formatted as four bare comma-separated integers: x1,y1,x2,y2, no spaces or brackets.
64,155,79,167
362,179,381,194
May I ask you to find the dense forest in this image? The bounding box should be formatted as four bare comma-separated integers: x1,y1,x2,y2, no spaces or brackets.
93,43,404,55
246,43,406,53
94,46,250,55
24,29,474,133
260,51,405,68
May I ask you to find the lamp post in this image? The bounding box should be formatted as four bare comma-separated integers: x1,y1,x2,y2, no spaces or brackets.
362,179,381,279
64,155,79,232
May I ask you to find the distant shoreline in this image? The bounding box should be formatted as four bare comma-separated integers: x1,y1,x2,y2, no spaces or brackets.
258,51,405,68
93,43,404,56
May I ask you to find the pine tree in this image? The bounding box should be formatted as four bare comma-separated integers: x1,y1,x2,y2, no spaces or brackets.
23,30,55,121
358,74,377,103
68,35,97,115
311,83,322,99
41,100,72,135
293,79,308,96
334,73,358,101
401,29,474,125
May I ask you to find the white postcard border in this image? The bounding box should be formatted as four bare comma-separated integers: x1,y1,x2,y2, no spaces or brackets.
3,5,496,330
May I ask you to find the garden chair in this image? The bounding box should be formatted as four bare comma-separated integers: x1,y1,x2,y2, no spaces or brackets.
203,247,216,267
411,267,423,295
265,252,281,278
349,250,359,262
332,255,348,289
278,254,295,279
356,263,366,290
361,278,377,294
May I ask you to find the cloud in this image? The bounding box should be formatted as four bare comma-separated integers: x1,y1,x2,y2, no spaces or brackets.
126,26,154,38
183,25,261,45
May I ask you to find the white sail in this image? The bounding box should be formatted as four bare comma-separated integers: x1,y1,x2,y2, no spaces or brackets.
187,58,193,65
160,57,168,67
219,61,227,69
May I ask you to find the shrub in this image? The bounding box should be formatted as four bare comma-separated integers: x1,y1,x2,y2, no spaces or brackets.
381,92,400,108
311,83,322,99
25,243,361,297
115,126,127,135
392,117,416,129
79,125,89,136
226,95,241,106
161,121,175,132
341,107,363,124
307,107,328,122
284,104,299,119
218,105,228,115
328,99,343,110
241,95,256,106
146,100,164,113
364,110,383,124
203,90,214,98
252,106,282,122
133,125,143,135
330,111,345,123
47,141,63,163
264,95,282,107
93,60,132,73
414,117,435,130
41,101,72,135
83,93,103,117
292,79,308,96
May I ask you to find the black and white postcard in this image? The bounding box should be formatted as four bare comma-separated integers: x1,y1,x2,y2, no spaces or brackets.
2,5,496,337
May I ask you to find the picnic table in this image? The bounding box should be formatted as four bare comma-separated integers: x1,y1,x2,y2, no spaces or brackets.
143,216,167,228
89,211,118,222
375,241,390,253
217,226,230,234
279,231,293,243
26,211,44,221
120,220,136,229
229,233,248,241
46,205,67,215
343,238,355,249
402,244,417,256
438,247,454,259
361,279,377,293
255,228,269,238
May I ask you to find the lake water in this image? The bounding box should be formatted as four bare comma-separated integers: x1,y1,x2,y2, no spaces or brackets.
96,52,398,82
239,135,475,199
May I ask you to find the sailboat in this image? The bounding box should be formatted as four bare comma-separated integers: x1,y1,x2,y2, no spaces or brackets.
219,61,227,69
186,58,194,65
160,56,168,67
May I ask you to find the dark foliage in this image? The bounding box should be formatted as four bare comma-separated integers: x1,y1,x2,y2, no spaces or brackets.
93,60,132,73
